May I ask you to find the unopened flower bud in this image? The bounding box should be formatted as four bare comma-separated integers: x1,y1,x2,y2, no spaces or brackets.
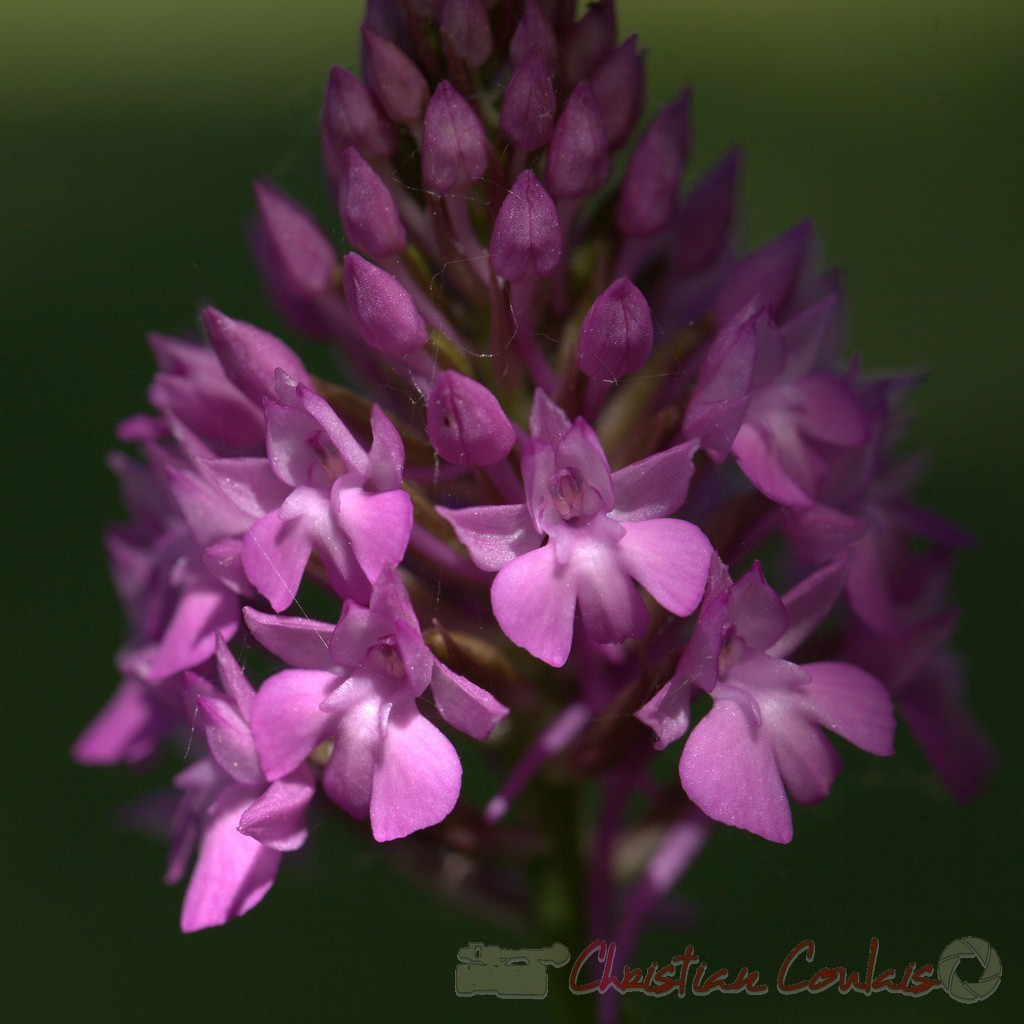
577,277,653,380
422,81,489,193
342,253,427,356
362,25,430,126
509,0,557,72
337,147,406,258
440,0,492,69
489,170,561,281
202,307,311,405
500,46,556,153
563,0,617,84
427,370,515,466
588,35,645,150
321,66,396,184
545,81,609,200
617,90,691,237
673,148,740,275
250,180,340,335
253,179,337,298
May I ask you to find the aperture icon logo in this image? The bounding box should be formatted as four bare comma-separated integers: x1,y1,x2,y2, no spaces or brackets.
937,937,1002,1004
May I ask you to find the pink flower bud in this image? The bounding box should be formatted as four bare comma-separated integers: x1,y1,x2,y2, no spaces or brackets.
337,147,407,259
421,81,489,193
341,253,427,356
673,148,740,275
509,0,557,72
500,46,556,153
489,170,561,281
545,81,609,200
440,0,492,69
362,25,430,126
320,66,396,186
253,179,337,298
577,277,653,380
563,0,617,84
588,35,645,150
617,90,692,237
202,307,311,405
427,370,515,466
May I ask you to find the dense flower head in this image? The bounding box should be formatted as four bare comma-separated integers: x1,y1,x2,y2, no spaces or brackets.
79,0,991,966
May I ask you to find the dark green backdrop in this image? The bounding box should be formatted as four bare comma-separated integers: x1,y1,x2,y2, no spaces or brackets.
5,2,1020,1020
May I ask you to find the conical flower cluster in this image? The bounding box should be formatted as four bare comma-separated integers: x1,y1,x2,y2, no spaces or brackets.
77,0,993,949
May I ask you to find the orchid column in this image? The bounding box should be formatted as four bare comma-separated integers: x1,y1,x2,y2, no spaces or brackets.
77,0,992,1005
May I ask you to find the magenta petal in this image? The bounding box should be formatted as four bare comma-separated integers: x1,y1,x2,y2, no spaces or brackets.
370,695,462,841
726,563,788,652
242,510,311,612
332,485,412,582
71,677,173,766
795,375,867,446
492,544,577,667
899,654,997,803
573,541,648,645
801,661,895,756
438,502,537,571
214,634,255,719
250,668,337,780
198,694,262,785
680,702,793,843
321,676,386,819
429,661,508,740
610,441,698,521
179,784,282,932
243,607,338,671
770,556,849,659
732,420,817,509
367,405,407,491
237,766,316,851
770,712,843,805
617,518,711,618
635,677,694,750
201,457,291,520
149,578,238,682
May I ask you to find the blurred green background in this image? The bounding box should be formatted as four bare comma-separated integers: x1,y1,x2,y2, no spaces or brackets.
4,1,1020,1020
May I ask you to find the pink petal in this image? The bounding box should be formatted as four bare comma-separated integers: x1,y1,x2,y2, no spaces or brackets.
370,695,462,841
321,676,386,820
198,694,262,785
680,700,793,843
332,485,412,582
429,661,508,740
610,441,698,521
179,784,282,932
573,539,648,645
492,544,577,667
769,711,842,805
250,668,337,780
242,511,311,612
148,577,238,682
438,502,538,572
237,765,316,851
800,661,895,756
617,518,711,618
243,607,337,671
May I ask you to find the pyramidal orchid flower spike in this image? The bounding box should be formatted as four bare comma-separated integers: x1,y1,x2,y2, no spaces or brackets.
78,0,993,992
